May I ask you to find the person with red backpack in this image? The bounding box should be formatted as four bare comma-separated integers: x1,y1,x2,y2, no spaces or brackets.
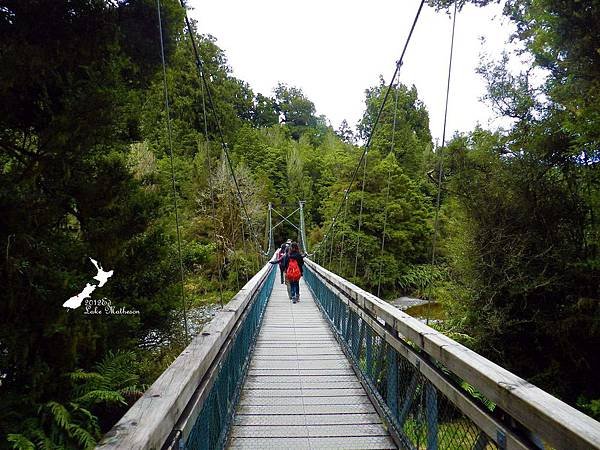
282,242,304,303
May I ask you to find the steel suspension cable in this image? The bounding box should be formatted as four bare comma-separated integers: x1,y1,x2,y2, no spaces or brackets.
265,203,273,256
264,212,269,255
353,151,369,278
328,218,336,267
428,1,457,325
337,190,350,274
156,0,188,340
377,69,401,298
178,0,265,259
240,218,248,279
314,0,426,259
377,166,393,297
199,59,224,308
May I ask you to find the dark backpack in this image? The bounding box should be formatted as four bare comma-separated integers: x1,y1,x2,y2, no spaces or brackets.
286,258,301,281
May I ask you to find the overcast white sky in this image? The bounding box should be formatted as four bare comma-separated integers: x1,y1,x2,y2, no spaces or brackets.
189,0,516,143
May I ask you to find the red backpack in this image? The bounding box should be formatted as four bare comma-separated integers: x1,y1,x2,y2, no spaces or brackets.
286,258,301,281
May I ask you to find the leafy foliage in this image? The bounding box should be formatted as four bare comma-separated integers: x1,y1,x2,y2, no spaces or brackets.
428,0,600,408
2,0,599,447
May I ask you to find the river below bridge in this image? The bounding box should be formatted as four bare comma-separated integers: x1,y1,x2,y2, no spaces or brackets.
141,303,221,348
391,296,446,322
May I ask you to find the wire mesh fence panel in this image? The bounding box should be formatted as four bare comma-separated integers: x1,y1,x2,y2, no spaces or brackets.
304,266,500,450
184,266,276,450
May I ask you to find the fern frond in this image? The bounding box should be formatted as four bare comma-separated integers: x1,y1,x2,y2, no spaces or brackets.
69,370,104,383
460,380,496,411
7,434,35,450
29,428,55,450
76,389,126,406
95,350,139,389
44,401,71,431
68,403,100,435
119,385,147,399
67,423,97,449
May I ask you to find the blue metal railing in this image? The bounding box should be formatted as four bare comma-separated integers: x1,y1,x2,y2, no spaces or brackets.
304,264,501,450
182,265,276,449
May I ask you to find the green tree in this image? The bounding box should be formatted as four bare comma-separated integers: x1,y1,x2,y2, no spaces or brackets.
0,1,186,446
251,93,279,128
336,119,356,144
321,150,432,293
358,80,432,177
426,0,600,407
274,83,318,140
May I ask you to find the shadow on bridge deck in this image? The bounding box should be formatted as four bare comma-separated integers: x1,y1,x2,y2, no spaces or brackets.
227,278,396,449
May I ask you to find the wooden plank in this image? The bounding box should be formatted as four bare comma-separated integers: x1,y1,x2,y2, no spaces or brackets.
305,259,600,450
96,262,274,450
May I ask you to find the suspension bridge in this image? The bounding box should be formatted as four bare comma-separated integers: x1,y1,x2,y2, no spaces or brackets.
96,200,600,450
93,0,600,448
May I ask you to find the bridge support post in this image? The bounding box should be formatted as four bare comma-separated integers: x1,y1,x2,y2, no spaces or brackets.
426,381,438,450
299,200,308,254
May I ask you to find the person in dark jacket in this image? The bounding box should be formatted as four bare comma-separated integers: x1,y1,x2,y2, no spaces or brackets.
270,243,289,284
282,242,304,303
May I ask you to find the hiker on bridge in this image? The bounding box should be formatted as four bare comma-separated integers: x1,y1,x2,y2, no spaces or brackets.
270,242,290,284
282,241,304,303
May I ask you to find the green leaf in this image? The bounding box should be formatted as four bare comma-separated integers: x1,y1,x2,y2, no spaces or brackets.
7,434,36,450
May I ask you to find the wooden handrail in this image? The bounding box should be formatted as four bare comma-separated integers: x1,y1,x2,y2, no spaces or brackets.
305,259,600,450
96,261,274,450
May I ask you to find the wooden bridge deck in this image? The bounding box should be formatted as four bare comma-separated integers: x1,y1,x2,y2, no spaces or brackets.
227,276,396,449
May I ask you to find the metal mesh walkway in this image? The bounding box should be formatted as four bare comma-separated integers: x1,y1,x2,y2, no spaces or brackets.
226,277,397,449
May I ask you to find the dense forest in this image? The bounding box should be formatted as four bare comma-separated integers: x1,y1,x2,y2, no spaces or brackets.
0,0,598,448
